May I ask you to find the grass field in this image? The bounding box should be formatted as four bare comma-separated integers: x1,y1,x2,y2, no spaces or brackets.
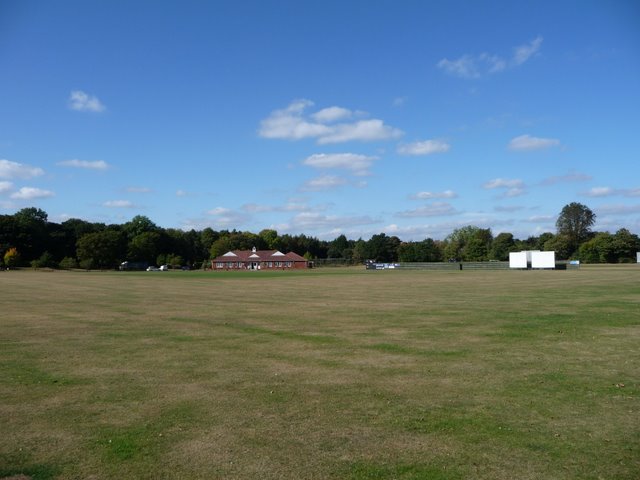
1,266,639,479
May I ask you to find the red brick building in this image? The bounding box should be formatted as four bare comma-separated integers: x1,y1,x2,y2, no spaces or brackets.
211,247,309,270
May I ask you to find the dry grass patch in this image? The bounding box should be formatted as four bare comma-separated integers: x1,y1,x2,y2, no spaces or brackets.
1,266,639,478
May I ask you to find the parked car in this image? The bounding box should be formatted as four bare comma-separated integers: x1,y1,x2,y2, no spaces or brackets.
159,265,169,271
146,266,159,271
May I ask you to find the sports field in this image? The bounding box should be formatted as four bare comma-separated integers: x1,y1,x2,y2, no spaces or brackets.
1,266,638,479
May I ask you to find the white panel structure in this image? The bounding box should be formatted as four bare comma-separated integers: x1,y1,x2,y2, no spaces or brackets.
531,251,555,269
509,251,528,268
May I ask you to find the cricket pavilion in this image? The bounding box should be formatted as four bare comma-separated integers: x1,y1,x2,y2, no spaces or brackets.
211,247,310,270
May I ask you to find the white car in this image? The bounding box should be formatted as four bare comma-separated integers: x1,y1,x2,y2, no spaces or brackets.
146,266,159,271
159,265,169,271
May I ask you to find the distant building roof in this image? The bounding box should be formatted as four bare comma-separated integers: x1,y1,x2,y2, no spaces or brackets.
211,249,307,263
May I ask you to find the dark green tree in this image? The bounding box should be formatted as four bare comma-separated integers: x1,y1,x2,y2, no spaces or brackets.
490,232,515,260
128,231,163,263
77,230,126,269
556,202,596,255
613,228,640,262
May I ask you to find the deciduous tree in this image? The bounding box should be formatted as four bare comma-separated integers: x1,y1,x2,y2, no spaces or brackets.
556,202,595,255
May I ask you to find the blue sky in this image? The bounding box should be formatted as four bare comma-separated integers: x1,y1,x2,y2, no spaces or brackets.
1,0,639,240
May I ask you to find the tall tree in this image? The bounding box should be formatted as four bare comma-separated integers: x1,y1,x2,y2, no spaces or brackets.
77,230,126,269
556,202,595,255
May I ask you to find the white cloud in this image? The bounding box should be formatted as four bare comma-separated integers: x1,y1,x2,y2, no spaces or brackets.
397,139,450,156
410,190,457,200
512,36,543,66
582,186,640,198
242,202,309,213
302,175,348,191
206,206,249,228
483,178,524,189
524,215,555,223
585,186,615,197
396,202,458,218
258,99,331,140
207,207,231,215
68,90,106,113
259,100,402,144
317,119,403,144
595,204,640,215
302,153,377,176
504,187,526,197
103,200,135,208
289,212,379,231
10,187,54,200
0,181,13,194
311,106,353,123
438,36,543,78
508,134,560,151
176,189,188,197
540,171,592,185
57,159,109,170
484,178,527,197
437,55,480,79
0,159,44,179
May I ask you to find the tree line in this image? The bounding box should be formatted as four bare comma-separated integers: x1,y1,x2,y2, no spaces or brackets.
1,203,638,269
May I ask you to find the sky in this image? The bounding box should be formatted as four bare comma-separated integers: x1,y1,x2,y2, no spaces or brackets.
1,0,639,241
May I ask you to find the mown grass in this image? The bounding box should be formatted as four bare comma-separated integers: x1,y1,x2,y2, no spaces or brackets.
0,265,638,479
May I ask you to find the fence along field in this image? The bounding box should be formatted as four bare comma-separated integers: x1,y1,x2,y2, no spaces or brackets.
1,266,638,479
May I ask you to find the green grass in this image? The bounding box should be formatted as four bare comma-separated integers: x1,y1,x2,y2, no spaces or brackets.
0,265,639,479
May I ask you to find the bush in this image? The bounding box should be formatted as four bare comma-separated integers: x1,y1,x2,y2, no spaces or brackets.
31,251,56,269
59,257,79,269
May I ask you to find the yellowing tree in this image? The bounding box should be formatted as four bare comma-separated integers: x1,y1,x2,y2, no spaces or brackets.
4,247,20,268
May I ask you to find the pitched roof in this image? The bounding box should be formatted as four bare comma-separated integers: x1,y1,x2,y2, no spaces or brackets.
212,250,308,263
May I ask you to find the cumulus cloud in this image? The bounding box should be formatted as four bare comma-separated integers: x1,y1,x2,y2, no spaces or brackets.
0,181,13,194
206,206,249,228
410,190,457,200
103,200,135,208
397,139,450,156
57,159,109,170
311,106,353,123
396,202,458,218
317,119,402,144
10,187,54,200
585,186,615,197
259,100,402,144
438,36,543,78
302,153,377,176
301,175,348,191
483,178,526,197
68,90,106,113
508,134,560,151
483,178,524,189
0,159,44,179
